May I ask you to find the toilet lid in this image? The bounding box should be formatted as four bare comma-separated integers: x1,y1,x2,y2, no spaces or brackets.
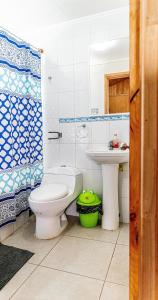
30,183,69,202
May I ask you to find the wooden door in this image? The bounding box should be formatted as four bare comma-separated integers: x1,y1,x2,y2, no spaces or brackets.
130,0,158,299
104,72,129,113
130,0,141,298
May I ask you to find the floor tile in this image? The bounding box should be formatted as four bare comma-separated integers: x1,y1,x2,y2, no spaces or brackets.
100,282,129,300
117,224,129,245
106,244,129,286
11,266,103,300
13,211,29,232
0,223,14,242
41,236,115,280
0,263,36,300
3,219,61,265
65,222,120,243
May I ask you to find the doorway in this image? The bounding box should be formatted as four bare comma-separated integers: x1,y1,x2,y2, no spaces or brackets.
104,72,130,114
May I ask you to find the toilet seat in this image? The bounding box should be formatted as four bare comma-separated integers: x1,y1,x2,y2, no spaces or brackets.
30,183,69,202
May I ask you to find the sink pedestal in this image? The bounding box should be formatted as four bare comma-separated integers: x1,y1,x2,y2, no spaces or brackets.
101,164,119,230
86,148,129,231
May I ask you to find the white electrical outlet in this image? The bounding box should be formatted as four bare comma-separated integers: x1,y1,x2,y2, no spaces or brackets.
91,108,99,115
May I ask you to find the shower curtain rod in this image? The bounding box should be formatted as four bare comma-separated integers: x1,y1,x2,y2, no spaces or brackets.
0,26,44,54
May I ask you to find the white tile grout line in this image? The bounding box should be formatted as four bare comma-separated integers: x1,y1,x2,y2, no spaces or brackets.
65,225,129,246
25,264,129,288
64,233,118,244
116,225,129,247
99,228,124,300
8,226,117,298
29,263,105,282
9,232,106,299
37,235,65,266
105,280,129,287
30,233,120,268
9,223,72,299
24,226,121,281
36,228,123,297
37,233,121,269
8,221,128,299
9,264,39,300
117,242,129,246
9,238,64,299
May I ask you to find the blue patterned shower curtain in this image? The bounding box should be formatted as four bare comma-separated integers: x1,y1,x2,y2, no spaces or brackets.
0,29,43,227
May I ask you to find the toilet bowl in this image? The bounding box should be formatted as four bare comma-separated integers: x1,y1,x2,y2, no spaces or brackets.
29,166,83,239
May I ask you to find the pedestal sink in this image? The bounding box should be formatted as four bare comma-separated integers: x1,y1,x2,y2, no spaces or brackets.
86,148,129,230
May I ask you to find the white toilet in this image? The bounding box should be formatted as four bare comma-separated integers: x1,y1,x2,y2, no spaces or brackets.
29,166,83,239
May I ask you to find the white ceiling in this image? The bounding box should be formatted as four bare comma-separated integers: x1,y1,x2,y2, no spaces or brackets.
0,0,129,34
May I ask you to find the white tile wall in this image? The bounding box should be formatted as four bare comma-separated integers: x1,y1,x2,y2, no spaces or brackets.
48,67,60,93
74,63,89,91
59,92,74,118
91,121,109,144
90,64,105,114
45,143,60,169
74,90,90,117
119,196,129,223
82,169,103,196
74,35,90,64
109,120,130,145
29,7,129,222
119,163,129,223
60,123,76,144
60,144,76,167
59,66,74,92
76,122,92,144
76,143,93,169
45,93,59,119
58,37,74,66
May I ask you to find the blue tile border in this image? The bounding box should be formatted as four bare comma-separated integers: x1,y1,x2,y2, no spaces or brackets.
59,113,130,123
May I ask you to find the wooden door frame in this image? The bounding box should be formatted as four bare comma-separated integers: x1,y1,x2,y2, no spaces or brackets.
104,71,129,113
130,0,158,299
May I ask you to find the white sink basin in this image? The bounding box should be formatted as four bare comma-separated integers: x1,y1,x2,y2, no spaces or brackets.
86,148,129,231
86,149,129,164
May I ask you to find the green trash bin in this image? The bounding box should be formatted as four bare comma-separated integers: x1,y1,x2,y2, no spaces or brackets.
77,190,102,228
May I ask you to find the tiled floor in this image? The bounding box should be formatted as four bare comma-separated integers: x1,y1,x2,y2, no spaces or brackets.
0,218,129,300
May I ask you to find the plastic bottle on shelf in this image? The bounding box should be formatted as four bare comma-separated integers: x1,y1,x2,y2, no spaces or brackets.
112,133,119,149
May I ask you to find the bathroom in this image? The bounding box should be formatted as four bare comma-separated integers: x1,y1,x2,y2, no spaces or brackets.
0,1,129,299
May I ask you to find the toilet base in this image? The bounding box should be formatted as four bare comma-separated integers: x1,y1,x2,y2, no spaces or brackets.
35,213,68,239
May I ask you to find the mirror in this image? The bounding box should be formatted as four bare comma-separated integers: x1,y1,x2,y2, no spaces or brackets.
90,37,129,115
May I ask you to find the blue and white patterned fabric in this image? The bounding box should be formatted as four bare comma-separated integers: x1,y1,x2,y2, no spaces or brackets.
0,29,43,227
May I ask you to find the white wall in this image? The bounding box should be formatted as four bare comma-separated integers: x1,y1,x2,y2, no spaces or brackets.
0,0,129,37
27,7,129,222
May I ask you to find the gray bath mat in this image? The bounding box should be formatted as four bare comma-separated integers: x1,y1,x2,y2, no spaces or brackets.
0,243,34,290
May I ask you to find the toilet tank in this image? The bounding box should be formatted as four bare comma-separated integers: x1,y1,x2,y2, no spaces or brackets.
42,166,83,196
